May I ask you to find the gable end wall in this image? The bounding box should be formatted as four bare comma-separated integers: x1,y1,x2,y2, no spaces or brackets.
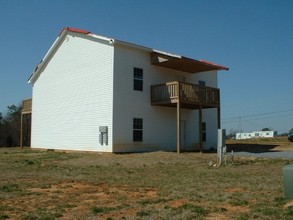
31,33,114,152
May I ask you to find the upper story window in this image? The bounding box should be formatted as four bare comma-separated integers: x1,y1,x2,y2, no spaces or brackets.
199,80,206,86
133,68,143,91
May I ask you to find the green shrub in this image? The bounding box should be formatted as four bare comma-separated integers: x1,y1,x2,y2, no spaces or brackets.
180,204,207,216
0,214,9,220
136,210,150,217
0,183,21,192
91,206,115,214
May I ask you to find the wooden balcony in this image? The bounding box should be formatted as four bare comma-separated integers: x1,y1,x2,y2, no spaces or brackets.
151,81,220,109
22,99,32,114
151,81,221,153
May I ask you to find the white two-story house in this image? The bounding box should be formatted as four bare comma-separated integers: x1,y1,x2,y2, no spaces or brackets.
28,27,228,153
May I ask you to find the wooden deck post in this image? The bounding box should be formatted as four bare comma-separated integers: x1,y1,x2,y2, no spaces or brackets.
20,111,23,149
217,90,221,129
199,106,203,153
177,101,181,153
217,107,221,129
176,82,181,153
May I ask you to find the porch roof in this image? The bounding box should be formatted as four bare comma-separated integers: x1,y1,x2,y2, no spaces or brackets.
151,50,229,73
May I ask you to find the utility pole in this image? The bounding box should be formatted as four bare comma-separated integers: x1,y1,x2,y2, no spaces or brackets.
239,116,242,139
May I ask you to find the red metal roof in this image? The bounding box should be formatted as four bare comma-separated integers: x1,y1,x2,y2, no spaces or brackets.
59,27,91,36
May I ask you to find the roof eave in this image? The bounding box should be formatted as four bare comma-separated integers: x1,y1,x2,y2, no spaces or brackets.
28,27,118,84
114,39,153,53
199,59,229,71
28,30,68,84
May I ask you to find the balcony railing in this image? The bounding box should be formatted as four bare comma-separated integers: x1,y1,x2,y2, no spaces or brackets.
22,99,32,114
151,81,220,108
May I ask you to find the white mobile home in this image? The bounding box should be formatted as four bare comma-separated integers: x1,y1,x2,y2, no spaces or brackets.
28,27,228,153
236,131,275,140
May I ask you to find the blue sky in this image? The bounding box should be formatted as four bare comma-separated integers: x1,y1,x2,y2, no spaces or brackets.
1,0,293,134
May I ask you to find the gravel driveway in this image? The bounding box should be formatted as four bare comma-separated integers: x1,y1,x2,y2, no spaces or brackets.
234,151,293,159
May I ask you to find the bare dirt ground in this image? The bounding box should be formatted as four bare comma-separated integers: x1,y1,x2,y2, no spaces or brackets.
3,179,259,220
4,180,158,220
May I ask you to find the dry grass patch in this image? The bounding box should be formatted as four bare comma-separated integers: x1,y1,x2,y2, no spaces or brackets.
0,147,292,219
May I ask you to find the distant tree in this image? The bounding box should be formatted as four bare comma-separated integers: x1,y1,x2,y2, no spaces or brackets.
278,133,288,137
6,105,21,120
289,128,293,134
0,104,22,147
226,128,242,139
262,128,271,131
227,133,236,139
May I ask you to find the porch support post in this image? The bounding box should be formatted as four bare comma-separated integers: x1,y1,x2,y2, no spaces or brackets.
177,101,181,154
199,106,203,153
176,81,181,154
217,107,221,129
20,111,23,149
217,90,221,129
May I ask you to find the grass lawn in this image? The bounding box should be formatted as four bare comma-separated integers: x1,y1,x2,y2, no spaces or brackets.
0,145,292,219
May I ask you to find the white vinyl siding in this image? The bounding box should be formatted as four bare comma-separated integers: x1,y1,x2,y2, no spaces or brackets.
187,71,219,149
187,70,218,88
31,33,114,152
112,44,218,152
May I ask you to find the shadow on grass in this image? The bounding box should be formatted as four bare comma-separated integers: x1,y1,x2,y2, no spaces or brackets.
227,143,280,153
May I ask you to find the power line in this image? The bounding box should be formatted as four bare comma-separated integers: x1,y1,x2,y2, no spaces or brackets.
222,113,293,124
222,109,293,121
242,113,293,122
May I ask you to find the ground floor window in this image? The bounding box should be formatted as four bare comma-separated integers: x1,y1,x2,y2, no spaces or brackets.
133,118,143,142
202,122,206,142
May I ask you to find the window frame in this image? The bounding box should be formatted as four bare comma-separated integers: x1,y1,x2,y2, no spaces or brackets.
133,118,143,142
133,67,143,91
198,80,206,87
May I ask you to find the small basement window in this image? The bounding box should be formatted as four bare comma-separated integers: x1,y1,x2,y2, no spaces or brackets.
133,118,143,142
133,68,143,91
